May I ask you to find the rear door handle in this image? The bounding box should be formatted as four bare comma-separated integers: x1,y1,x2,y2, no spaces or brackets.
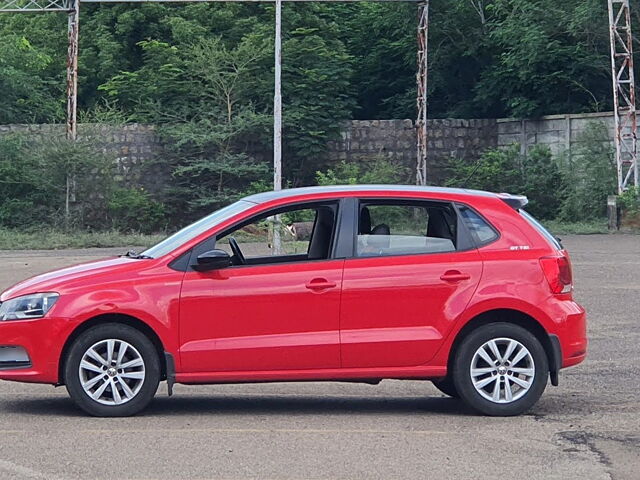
440,271,471,282
305,278,337,291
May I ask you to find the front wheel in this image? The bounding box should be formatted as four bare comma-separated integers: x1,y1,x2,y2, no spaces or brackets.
64,323,160,417
452,323,548,416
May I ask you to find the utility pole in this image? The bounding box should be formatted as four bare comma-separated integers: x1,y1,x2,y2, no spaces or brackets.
66,0,79,142
272,0,283,253
274,0,282,192
608,0,638,193
65,0,79,227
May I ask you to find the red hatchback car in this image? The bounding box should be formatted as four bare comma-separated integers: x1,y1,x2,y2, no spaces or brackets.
0,186,587,417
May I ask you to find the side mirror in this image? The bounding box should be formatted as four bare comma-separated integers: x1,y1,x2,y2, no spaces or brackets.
193,249,231,271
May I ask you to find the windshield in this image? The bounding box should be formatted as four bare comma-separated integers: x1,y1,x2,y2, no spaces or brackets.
141,200,255,259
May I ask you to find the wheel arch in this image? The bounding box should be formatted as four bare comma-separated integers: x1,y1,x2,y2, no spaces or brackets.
58,313,167,385
446,308,558,382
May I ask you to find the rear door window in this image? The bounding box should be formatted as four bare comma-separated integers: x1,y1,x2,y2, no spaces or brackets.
356,201,458,257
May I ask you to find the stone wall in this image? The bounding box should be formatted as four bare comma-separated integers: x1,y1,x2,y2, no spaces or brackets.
0,112,617,187
0,123,164,187
327,118,498,183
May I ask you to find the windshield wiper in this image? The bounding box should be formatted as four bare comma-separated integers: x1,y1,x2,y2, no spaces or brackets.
121,250,154,260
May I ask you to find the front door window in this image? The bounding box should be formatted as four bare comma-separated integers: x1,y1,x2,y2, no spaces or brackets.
216,204,336,264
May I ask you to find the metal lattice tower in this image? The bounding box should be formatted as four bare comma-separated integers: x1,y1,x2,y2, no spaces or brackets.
0,0,70,11
416,0,428,186
0,0,430,186
608,0,638,193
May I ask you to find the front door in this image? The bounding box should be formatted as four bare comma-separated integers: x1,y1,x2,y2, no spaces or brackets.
340,199,483,368
179,202,343,373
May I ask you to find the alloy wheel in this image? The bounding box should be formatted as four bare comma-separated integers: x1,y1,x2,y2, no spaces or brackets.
78,339,146,406
469,337,535,404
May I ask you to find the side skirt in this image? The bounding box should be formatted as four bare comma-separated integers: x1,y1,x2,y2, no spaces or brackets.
175,365,447,385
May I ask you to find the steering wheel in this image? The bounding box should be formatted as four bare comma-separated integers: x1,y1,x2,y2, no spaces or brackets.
228,237,246,265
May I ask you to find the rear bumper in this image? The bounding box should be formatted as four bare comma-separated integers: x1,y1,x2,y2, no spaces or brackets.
0,317,70,384
549,299,587,369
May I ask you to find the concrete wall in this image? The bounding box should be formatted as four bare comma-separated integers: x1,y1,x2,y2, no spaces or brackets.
497,112,614,157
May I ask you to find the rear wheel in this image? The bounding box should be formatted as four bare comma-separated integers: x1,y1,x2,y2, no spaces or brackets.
452,322,548,416
64,323,160,417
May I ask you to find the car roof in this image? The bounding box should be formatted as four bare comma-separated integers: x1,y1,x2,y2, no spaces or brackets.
243,184,500,204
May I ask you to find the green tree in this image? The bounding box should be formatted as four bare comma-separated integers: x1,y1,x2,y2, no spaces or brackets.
0,36,63,123
101,36,271,221
0,1,622,122
474,0,611,117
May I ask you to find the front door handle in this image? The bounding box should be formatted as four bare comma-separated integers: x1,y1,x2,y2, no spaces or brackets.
440,270,471,282
305,278,337,291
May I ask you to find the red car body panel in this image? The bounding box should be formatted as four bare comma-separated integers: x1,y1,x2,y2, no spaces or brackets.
0,186,587,386
179,259,344,372
340,249,482,368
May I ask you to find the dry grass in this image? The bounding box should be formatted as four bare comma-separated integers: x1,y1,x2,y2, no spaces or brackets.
0,229,166,250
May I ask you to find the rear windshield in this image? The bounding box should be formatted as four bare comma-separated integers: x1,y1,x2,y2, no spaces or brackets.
520,210,563,250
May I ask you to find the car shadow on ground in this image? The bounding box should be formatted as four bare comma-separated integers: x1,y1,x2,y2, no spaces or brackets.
1,394,477,418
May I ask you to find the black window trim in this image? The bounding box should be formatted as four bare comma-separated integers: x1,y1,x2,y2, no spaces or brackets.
168,196,501,272
342,197,478,261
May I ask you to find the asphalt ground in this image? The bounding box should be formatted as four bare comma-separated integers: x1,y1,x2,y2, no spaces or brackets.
0,235,638,480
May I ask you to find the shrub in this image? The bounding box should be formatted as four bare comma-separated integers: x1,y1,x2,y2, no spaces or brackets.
618,186,640,215
445,145,523,193
520,146,566,220
558,122,617,222
0,134,114,230
315,157,409,186
446,145,566,220
108,187,166,234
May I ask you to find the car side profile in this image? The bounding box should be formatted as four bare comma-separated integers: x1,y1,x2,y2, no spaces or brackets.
0,185,587,417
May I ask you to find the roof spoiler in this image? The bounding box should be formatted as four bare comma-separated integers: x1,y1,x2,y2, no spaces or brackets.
497,193,529,210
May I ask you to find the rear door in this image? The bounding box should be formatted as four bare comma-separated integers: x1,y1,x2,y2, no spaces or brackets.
340,198,483,368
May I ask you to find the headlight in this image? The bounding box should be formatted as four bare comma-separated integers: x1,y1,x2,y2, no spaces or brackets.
0,293,59,321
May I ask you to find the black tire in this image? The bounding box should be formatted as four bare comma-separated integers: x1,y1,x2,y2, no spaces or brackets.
64,323,160,417
452,322,548,416
432,377,460,398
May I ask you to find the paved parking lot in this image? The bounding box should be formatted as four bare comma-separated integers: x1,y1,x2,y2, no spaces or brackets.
0,235,638,480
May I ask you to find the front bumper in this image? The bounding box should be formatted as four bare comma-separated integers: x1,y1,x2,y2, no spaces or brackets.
0,316,71,384
0,346,31,369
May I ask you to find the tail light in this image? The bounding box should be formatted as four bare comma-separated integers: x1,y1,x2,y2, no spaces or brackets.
539,254,573,294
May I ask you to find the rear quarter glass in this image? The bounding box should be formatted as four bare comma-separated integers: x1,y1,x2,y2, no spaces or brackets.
460,199,537,251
